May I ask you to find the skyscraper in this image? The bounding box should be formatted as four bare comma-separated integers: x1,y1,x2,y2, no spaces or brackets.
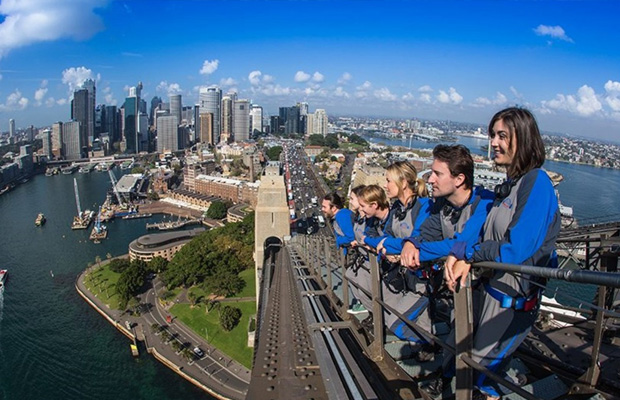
122,82,142,154
199,86,221,144
221,96,232,143
313,109,328,136
157,115,179,153
72,88,89,156
9,119,15,138
62,121,83,160
82,79,96,142
250,105,263,136
233,99,250,142
170,94,182,125
199,113,214,145
42,129,53,159
104,105,120,143
150,96,162,126
52,122,63,158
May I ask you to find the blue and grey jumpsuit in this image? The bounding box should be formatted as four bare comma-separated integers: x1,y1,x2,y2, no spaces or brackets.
345,213,373,311
450,168,561,397
364,197,432,342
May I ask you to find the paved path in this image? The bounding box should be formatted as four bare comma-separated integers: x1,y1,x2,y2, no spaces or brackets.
76,266,251,400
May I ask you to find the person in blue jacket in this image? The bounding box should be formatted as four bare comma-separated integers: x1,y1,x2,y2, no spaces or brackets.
442,108,561,399
321,192,355,254
399,144,495,362
359,161,432,343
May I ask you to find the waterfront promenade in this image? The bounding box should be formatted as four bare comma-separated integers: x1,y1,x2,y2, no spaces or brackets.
75,263,251,400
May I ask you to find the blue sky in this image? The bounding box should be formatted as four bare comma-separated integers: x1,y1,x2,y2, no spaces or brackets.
1,0,620,142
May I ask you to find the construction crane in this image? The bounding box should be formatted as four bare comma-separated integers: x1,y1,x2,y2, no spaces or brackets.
108,169,125,207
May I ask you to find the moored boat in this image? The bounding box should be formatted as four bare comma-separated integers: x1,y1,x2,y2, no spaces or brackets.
0,269,7,289
35,212,46,226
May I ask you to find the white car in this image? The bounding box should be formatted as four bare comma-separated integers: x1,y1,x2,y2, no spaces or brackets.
193,347,205,358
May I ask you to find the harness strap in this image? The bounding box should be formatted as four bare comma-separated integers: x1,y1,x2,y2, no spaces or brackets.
484,282,540,312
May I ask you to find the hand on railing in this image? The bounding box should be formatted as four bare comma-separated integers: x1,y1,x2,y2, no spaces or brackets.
444,255,472,292
400,241,421,270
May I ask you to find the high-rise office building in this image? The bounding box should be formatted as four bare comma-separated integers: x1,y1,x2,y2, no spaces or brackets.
9,119,15,138
62,121,83,160
82,79,96,142
52,122,63,157
250,105,263,136
280,105,300,135
104,105,120,143
72,88,89,155
233,99,250,142
199,86,221,144
298,102,309,116
42,129,53,159
150,96,162,126
199,113,214,145
25,125,35,142
122,82,142,154
138,112,149,152
170,94,182,126
221,96,233,143
157,115,179,153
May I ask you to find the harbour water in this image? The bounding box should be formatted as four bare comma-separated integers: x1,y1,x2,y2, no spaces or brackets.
0,172,209,400
0,150,618,399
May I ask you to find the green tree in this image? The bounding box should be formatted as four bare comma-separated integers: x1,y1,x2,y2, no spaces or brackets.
219,306,242,331
209,271,245,298
206,201,228,219
325,134,339,149
149,256,168,273
131,166,145,174
109,258,130,273
266,146,283,161
308,134,326,146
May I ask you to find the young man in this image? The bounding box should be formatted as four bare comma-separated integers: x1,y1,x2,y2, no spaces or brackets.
399,144,494,363
321,192,355,253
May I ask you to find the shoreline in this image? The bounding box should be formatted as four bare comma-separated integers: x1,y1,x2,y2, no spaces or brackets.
75,264,248,400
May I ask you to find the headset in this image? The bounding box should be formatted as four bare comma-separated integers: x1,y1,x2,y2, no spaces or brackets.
442,204,463,225
494,178,518,200
393,198,417,221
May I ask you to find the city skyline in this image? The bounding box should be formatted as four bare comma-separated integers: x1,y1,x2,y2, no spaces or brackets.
1,0,620,143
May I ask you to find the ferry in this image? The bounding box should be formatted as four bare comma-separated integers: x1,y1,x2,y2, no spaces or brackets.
61,164,78,174
35,212,46,226
0,269,7,289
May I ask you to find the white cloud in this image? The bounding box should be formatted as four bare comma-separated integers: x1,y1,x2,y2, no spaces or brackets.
220,77,237,87
402,92,415,101
418,85,433,93
533,24,574,43
312,71,324,83
34,87,47,104
263,74,274,84
474,91,507,106
0,0,106,60
357,81,372,90
604,80,620,112
199,59,219,75
338,72,352,84
333,87,349,98
62,66,95,93
541,85,602,117
437,87,463,105
156,81,183,96
45,97,56,107
56,98,67,105
249,70,262,86
420,93,432,103
0,89,28,111
294,71,311,83
374,88,397,102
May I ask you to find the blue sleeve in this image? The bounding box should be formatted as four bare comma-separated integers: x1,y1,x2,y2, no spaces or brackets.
381,198,432,255
334,209,355,248
454,170,558,263
418,189,493,262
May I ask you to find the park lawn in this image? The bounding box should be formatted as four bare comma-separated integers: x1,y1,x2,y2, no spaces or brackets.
237,268,256,298
84,264,122,310
170,301,256,369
